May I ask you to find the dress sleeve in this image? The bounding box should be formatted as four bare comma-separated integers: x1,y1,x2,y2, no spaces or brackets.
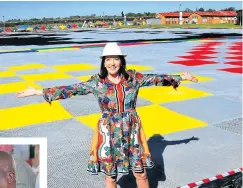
132,70,182,89
42,75,98,103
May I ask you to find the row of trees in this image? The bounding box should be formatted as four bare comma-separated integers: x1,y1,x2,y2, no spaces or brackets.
4,7,237,24
176,7,236,13
184,8,215,13
124,12,156,17
195,7,236,12
6,12,156,23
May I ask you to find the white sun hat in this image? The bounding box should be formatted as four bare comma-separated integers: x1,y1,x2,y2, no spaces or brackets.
100,42,127,58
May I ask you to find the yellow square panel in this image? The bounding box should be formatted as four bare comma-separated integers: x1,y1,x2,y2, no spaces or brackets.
19,72,73,81
38,48,79,52
138,86,212,104
127,64,153,71
0,71,16,78
8,63,46,71
172,72,214,84
76,75,92,82
76,113,101,129
136,104,207,138
0,101,73,130
51,64,97,72
0,81,42,94
75,104,207,138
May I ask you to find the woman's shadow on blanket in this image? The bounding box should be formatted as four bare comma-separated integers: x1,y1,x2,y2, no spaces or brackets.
117,134,199,188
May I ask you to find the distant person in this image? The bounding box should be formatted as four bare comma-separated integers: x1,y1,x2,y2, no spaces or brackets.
0,151,16,188
17,42,198,188
31,145,39,176
34,174,39,188
0,146,36,188
13,146,29,162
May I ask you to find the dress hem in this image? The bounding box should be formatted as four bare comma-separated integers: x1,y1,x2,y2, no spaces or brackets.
87,163,154,177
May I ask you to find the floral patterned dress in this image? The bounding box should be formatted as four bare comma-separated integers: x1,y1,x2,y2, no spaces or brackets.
43,70,182,177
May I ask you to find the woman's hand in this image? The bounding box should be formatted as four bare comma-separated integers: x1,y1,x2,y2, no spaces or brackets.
16,86,43,98
181,72,198,82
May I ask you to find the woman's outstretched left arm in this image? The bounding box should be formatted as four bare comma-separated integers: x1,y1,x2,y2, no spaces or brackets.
133,70,197,89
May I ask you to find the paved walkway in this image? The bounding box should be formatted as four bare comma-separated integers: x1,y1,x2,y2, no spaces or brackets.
0,29,242,187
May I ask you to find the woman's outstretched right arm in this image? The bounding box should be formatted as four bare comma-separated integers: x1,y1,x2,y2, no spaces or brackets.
16,75,98,104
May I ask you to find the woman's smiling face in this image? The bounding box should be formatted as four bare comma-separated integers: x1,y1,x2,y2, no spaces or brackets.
104,56,121,76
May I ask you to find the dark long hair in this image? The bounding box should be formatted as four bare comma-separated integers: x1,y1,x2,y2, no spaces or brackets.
99,56,129,80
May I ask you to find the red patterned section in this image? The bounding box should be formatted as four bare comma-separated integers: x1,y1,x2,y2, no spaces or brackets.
228,46,242,51
191,47,216,51
226,51,242,55
225,56,243,60
177,54,216,59
169,59,218,66
218,67,242,74
218,41,243,74
188,42,222,55
198,41,224,46
188,51,218,55
171,41,223,66
224,61,242,66
229,44,242,46
232,42,243,45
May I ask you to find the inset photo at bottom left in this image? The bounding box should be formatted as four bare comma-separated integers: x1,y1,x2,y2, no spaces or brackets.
0,138,47,188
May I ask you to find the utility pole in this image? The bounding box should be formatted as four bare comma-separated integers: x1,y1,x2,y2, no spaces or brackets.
103,12,104,22
179,4,182,25
3,16,5,32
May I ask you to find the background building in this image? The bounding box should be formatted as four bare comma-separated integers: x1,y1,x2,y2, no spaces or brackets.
156,12,191,24
156,11,237,24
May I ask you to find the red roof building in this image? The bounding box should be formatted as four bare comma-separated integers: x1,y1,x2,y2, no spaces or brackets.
195,11,237,16
157,12,191,17
156,11,237,24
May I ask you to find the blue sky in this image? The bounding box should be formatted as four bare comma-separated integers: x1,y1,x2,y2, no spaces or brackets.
0,1,241,20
